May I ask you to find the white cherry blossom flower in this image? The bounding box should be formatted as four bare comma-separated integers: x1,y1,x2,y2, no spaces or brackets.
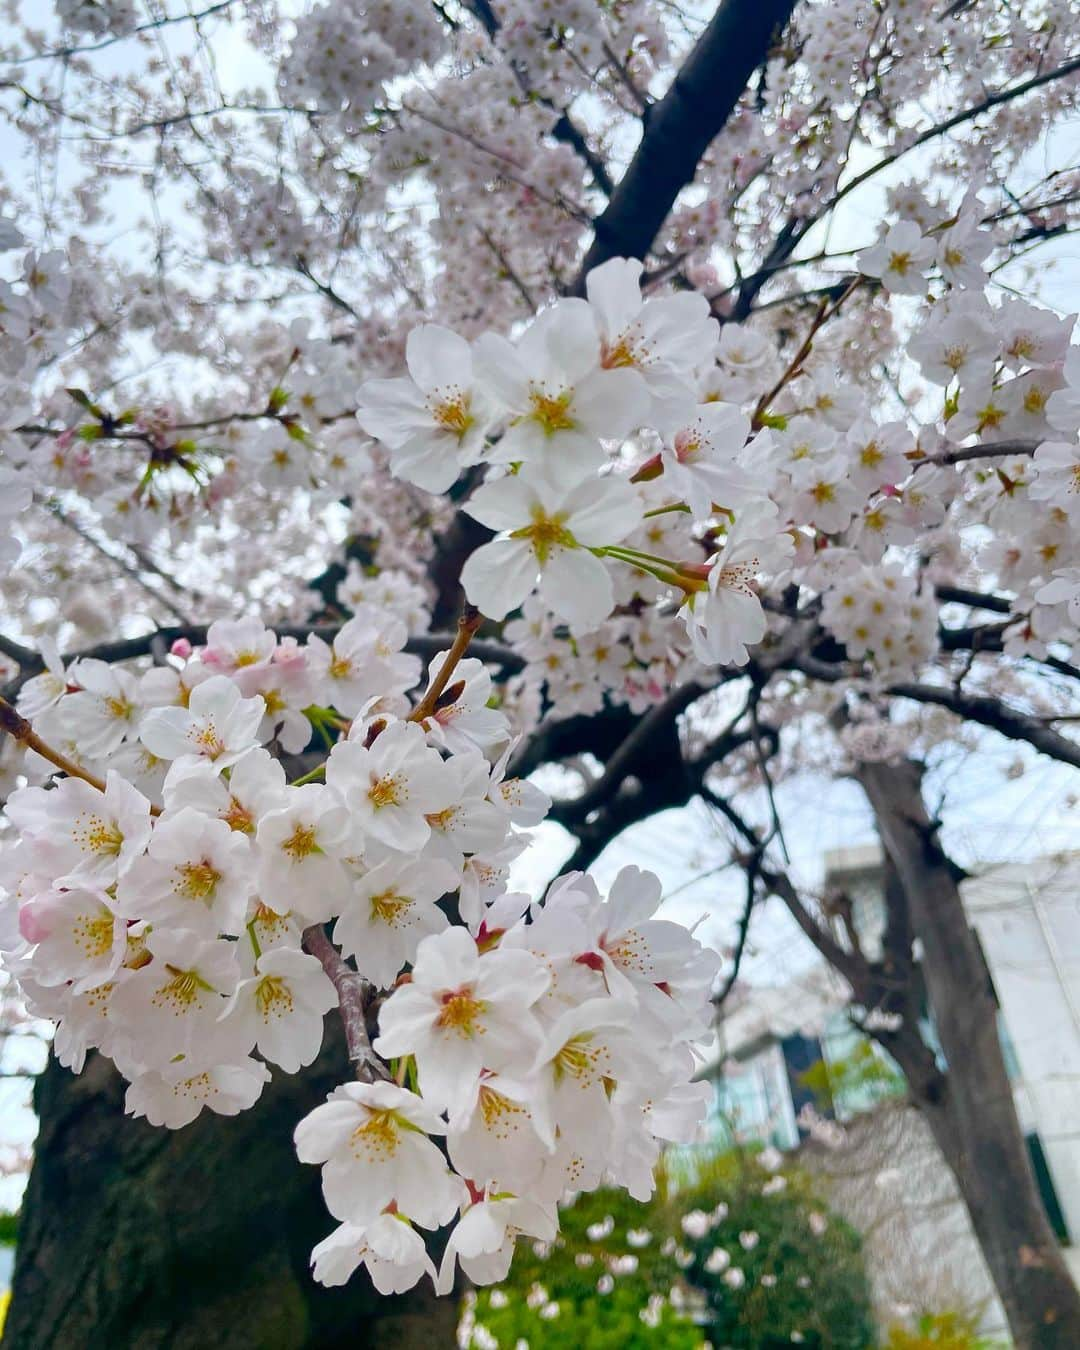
62,659,142,757
373,926,550,1114
461,468,642,628
306,610,421,717
140,675,265,770
447,1073,551,1194
6,771,151,887
119,807,253,937
487,743,550,827
437,1195,557,1292
857,221,935,295
474,299,649,484
680,506,794,666
26,886,130,993
326,717,455,853
528,997,642,1153
1030,441,1080,520
421,753,509,871
660,403,754,520
936,213,993,289
998,297,1075,370
109,929,242,1070
908,295,999,385
222,945,338,1072
414,655,507,755
294,1081,464,1228
333,856,458,987
255,784,353,922
586,256,718,424
311,1216,438,1293
1047,346,1080,434
15,637,68,719
1034,567,1080,624
162,747,288,834
358,324,492,492
126,1058,271,1129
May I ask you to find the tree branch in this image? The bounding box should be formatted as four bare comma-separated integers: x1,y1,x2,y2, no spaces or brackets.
888,682,1080,770
570,0,799,289
301,925,389,1084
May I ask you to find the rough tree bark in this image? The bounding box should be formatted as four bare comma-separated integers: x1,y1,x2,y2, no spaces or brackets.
857,759,1080,1349
2,1030,459,1350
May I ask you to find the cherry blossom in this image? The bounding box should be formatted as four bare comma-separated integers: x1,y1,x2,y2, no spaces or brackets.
373,926,550,1114
461,469,643,627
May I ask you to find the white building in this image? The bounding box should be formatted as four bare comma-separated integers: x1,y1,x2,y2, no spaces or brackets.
703,847,1080,1336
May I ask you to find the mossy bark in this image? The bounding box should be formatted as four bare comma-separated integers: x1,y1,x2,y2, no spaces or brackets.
2,1033,457,1349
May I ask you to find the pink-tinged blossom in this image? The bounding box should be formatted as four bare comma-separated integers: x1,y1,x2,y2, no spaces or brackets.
6,771,151,887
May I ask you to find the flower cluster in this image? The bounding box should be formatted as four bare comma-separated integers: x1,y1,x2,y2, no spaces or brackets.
299,864,718,1294
357,257,795,649
1,606,720,1295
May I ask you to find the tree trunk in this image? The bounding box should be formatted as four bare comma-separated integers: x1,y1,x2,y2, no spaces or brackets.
2,1033,458,1350
858,758,1080,1349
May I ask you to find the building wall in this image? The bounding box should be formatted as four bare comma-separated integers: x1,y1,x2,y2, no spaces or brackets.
706,850,1080,1341
962,855,1080,1248
801,1102,1009,1337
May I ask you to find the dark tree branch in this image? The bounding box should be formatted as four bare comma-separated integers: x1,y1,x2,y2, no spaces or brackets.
855,757,1080,1343
888,682,1080,770
713,862,761,1005
571,0,799,288
934,585,1013,615
550,681,705,823
301,926,389,1083
2,627,523,699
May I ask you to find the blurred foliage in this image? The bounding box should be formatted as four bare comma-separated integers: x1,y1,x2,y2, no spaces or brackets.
0,1212,16,1246
799,1042,906,1115
883,1311,1007,1349
670,1148,876,1350
459,1146,875,1349
459,1184,702,1350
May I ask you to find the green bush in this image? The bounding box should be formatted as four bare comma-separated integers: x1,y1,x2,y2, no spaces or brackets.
668,1149,876,1350
459,1147,876,1350
460,1185,704,1350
